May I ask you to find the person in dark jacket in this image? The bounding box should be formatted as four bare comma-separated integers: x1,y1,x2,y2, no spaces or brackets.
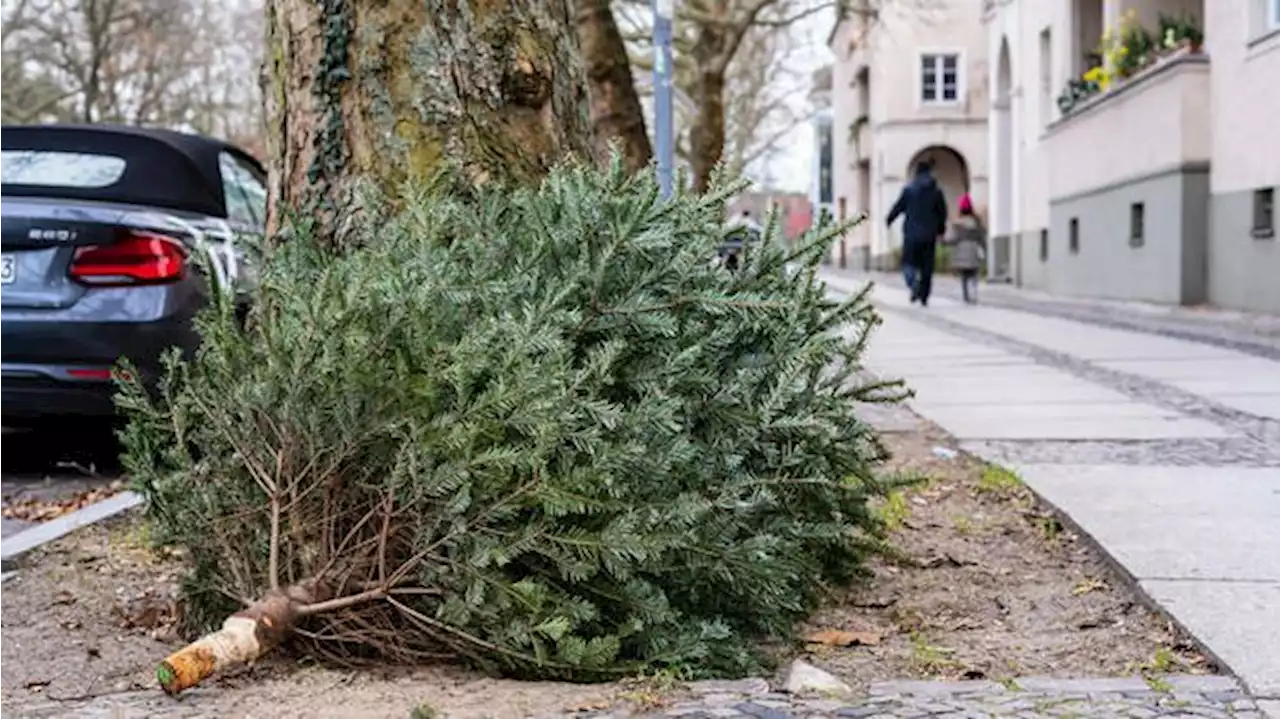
886,161,949,306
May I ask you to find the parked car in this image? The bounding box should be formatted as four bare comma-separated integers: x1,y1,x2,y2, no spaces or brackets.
721,212,762,271
1,124,266,426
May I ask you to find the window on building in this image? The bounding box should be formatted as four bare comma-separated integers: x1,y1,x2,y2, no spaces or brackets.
1069,217,1080,254
1039,228,1049,262
1254,188,1276,239
1270,0,1280,29
920,53,960,103
1129,202,1145,247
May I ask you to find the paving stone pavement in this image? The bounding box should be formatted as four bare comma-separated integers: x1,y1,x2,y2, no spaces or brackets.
618,676,1273,718
9,676,1274,718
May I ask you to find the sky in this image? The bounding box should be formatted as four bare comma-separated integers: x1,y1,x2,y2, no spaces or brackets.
744,9,837,195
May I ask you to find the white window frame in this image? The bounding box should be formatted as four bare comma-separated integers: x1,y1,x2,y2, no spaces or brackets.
917,49,964,106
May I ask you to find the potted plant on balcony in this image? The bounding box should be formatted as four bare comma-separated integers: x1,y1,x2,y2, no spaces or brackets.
1110,10,1158,79
1158,12,1204,54
1056,59,1106,116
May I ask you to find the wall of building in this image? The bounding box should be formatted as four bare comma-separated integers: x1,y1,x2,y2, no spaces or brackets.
1036,55,1211,304
986,0,1072,283
828,13,866,267
1012,229,1051,290
1042,57,1210,201
1047,167,1208,304
1204,0,1280,312
870,120,989,266
829,0,991,268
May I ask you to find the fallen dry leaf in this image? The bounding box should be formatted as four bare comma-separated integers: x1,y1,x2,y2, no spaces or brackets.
52,590,76,606
1,482,125,523
1071,577,1108,596
567,700,611,713
803,629,882,647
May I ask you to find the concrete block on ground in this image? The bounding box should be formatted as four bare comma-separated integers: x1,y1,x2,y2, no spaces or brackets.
1142,579,1280,697
1013,465,1280,582
904,378,1133,405
868,680,1005,697
1097,357,1280,382
920,409,1228,441
1012,677,1150,694
1191,392,1280,420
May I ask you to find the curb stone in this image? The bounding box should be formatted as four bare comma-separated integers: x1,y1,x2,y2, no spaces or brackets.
0,490,143,563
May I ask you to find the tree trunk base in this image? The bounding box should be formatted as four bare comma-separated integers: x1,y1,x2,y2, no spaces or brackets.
158,616,263,694
158,591,304,695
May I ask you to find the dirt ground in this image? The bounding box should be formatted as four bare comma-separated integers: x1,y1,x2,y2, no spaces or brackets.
0,417,1210,718
797,423,1209,690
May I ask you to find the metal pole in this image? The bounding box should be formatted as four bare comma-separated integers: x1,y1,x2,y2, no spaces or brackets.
653,0,675,197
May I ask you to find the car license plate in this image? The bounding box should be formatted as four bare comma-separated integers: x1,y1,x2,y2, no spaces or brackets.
0,255,14,285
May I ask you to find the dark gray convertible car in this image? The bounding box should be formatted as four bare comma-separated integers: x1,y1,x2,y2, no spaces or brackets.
1,124,266,425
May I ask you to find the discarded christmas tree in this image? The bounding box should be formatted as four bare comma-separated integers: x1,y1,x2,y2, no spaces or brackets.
118,161,904,694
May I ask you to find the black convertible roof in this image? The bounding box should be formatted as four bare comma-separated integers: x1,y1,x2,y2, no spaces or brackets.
1,124,265,217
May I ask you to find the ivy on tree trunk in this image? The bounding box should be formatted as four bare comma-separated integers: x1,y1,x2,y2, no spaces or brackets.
262,0,595,242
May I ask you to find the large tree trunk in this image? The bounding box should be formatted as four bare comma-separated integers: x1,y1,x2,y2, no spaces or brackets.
690,69,727,194
576,0,652,174
262,0,595,240
689,15,728,195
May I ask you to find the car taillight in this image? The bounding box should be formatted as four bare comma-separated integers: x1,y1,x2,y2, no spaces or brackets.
68,231,186,286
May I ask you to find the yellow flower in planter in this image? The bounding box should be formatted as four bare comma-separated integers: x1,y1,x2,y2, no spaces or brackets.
1082,66,1112,92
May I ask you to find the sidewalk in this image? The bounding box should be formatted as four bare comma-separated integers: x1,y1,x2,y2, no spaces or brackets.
821,270,1280,701
831,267,1280,359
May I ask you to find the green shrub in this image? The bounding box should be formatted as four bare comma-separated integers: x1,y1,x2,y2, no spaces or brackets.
117,161,907,681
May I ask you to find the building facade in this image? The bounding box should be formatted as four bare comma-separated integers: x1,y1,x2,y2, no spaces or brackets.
809,66,836,249
985,0,1280,311
827,0,991,270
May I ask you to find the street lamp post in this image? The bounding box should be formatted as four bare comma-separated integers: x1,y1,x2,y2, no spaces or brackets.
653,0,675,198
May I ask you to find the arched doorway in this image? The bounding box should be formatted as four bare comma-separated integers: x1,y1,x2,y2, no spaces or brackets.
906,145,969,218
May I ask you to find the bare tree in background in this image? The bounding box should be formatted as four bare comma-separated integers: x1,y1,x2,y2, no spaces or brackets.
617,0,844,192
616,0,943,192
717,25,808,181
1,0,264,155
2,0,79,122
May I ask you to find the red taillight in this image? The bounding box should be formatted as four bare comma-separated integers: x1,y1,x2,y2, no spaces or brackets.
68,231,186,286
66,368,132,381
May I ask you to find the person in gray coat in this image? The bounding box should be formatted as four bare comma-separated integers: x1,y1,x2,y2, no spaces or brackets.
946,193,987,304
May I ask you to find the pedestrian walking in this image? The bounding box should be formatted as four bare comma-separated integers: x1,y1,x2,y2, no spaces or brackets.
947,193,987,304
886,160,948,306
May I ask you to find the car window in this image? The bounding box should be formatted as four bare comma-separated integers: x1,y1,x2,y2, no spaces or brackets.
219,152,268,228
1,150,127,188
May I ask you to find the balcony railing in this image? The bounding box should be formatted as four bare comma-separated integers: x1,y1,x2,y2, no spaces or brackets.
1043,51,1209,202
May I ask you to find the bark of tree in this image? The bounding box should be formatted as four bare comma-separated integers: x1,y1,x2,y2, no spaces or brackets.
576,0,652,174
690,22,729,194
262,0,595,240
